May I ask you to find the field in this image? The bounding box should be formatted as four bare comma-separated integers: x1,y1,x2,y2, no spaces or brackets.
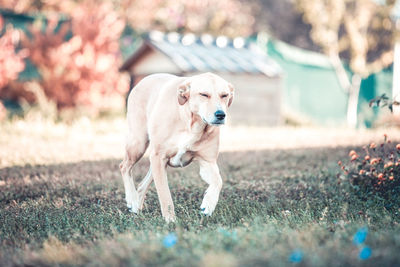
1,118,400,266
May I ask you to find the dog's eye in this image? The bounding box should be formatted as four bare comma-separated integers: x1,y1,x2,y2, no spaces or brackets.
200,93,210,98
221,94,229,98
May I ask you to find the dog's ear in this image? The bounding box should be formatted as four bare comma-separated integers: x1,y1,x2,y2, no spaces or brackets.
178,81,190,105
227,83,234,107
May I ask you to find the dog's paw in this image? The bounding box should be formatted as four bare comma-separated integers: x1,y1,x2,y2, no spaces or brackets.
164,214,176,223
127,203,139,214
200,202,215,216
128,207,137,214
126,196,140,214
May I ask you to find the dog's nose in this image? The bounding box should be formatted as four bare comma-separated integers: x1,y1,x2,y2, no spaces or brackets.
214,110,226,120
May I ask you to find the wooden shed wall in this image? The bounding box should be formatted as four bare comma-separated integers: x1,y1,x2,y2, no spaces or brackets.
130,52,181,76
215,73,282,126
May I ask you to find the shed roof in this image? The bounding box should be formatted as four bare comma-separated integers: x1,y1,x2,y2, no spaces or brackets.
120,31,282,77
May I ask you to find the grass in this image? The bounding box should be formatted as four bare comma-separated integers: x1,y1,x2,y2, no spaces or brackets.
1,118,400,266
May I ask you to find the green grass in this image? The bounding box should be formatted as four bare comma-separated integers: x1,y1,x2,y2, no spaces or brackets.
1,144,400,267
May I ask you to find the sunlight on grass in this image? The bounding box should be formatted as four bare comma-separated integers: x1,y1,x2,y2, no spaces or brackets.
1,117,400,167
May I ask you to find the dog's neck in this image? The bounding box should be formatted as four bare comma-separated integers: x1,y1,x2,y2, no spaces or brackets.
190,113,208,132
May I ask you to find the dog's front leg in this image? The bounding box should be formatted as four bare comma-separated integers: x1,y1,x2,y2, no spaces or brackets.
199,160,223,216
150,151,175,222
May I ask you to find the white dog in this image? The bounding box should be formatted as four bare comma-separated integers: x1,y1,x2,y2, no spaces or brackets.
119,72,234,222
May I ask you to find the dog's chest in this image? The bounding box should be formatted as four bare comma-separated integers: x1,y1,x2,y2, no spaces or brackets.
167,132,202,168
168,150,194,167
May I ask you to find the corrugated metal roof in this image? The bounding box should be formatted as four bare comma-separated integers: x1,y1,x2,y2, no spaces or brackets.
121,31,282,77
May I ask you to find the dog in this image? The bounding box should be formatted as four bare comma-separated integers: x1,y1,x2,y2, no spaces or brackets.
119,72,234,222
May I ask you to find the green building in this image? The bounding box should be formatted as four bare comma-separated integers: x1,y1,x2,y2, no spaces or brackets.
262,36,393,128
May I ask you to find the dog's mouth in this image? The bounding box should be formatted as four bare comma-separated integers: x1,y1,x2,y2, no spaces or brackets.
201,116,225,126
210,119,225,126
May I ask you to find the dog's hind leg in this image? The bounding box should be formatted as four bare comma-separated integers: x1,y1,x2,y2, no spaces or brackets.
119,132,148,213
137,167,153,210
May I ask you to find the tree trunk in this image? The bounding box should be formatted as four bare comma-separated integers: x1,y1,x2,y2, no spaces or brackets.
393,40,400,115
329,53,351,93
346,75,361,128
329,54,361,128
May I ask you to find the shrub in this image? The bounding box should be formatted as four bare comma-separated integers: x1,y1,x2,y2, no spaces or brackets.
18,1,129,116
0,17,27,90
338,135,400,201
0,15,28,119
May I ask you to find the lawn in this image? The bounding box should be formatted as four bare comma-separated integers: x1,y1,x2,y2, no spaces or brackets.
1,119,400,266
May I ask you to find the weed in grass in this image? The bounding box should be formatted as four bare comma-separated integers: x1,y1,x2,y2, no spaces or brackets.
163,233,178,248
359,246,372,260
289,249,303,263
353,227,368,245
338,134,400,204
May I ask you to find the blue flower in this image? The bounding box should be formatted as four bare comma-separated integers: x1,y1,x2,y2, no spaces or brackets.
289,249,303,263
162,233,177,248
359,246,372,260
353,227,368,245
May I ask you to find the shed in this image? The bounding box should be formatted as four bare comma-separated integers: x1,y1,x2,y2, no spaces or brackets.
120,31,283,126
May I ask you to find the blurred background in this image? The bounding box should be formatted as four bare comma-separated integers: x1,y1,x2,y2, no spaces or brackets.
2,3,400,265
0,0,399,127
0,3,400,266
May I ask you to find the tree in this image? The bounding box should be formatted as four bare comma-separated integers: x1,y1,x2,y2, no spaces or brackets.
0,0,256,37
115,0,255,37
295,0,397,127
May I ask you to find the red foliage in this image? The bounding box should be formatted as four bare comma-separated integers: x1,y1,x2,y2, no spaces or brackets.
0,16,27,91
21,1,129,114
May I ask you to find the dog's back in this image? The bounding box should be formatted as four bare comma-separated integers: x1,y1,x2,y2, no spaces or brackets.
127,74,177,112
126,74,184,128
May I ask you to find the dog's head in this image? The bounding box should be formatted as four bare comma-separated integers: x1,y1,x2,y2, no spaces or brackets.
178,73,234,126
